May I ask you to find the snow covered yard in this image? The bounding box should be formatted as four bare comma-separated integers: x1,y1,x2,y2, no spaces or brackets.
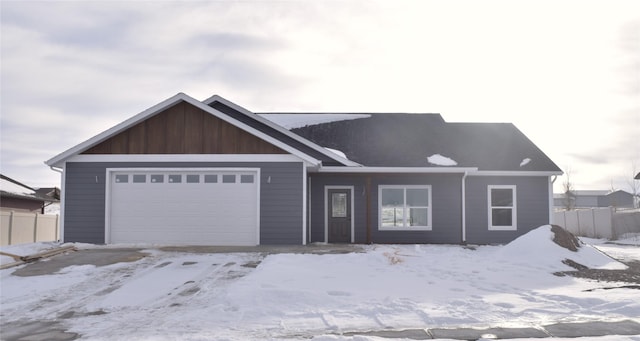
1,226,639,340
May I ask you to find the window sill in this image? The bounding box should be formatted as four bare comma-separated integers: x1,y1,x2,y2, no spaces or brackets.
379,227,432,231
488,226,517,231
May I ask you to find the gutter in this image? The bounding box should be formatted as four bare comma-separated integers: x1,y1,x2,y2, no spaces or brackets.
49,166,63,174
317,166,477,174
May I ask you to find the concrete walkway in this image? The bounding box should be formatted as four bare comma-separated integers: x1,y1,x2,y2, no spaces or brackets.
345,320,640,339
5,319,639,340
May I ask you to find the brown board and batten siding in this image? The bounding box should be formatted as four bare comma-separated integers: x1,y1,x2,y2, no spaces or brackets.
83,101,287,155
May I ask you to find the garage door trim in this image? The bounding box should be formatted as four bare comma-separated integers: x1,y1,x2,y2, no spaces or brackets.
105,167,261,245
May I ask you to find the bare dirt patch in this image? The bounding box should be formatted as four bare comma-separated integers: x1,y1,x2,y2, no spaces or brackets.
551,224,581,251
551,226,640,287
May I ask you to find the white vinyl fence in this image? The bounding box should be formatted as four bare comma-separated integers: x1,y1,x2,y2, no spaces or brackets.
0,211,60,246
553,207,640,240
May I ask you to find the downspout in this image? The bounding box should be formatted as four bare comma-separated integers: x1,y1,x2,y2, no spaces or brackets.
302,165,308,245
549,175,558,225
49,165,64,243
461,171,468,244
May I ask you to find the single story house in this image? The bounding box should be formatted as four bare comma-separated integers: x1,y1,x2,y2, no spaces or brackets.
46,93,562,245
554,190,636,210
0,174,59,214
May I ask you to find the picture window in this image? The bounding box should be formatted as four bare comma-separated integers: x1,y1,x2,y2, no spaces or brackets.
379,185,431,230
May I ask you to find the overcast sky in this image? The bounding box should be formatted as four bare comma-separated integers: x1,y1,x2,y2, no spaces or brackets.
1,0,638,193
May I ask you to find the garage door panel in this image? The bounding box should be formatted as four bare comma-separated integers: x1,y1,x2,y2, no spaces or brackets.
109,170,259,245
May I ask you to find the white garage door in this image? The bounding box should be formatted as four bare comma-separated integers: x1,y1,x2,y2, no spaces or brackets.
109,169,259,245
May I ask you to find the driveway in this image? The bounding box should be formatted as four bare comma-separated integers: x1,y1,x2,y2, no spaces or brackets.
1,238,639,340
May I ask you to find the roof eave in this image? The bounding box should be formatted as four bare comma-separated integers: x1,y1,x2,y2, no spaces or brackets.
317,166,478,173
317,167,562,176
45,93,191,167
204,95,361,167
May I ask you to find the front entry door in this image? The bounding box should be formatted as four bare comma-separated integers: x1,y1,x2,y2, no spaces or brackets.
327,188,352,243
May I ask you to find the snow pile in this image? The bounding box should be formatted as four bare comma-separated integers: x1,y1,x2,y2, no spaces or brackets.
260,114,371,129
519,158,531,167
496,225,626,270
325,147,348,159
427,153,458,166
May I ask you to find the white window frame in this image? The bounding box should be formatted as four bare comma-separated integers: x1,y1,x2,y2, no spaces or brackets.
378,185,432,231
488,185,517,231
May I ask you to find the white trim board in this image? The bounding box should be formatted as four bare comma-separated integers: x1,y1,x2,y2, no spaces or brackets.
318,167,560,176
323,185,355,243
67,154,308,164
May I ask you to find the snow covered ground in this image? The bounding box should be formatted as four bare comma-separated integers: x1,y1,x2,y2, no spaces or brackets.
1,226,639,340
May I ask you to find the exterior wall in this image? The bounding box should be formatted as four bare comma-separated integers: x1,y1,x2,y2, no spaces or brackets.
600,191,635,208
575,195,600,208
309,173,463,244
0,197,44,213
465,176,550,244
64,161,303,245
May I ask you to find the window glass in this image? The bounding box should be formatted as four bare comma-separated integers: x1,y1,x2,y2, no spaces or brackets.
409,207,429,226
186,175,200,183
492,208,513,226
204,175,217,183
168,175,182,183
491,188,513,206
381,207,404,227
380,186,431,230
222,174,236,183
115,175,128,183
407,188,429,206
331,193,347,218
240,174,254,184
381,188,403,206
150,175,164,183
133,174,146,183
489,186,516,230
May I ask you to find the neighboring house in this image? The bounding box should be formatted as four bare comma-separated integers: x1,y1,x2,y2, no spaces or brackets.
35,187,61,215
45,93,562,246
0,174,59,213
553,190,636,209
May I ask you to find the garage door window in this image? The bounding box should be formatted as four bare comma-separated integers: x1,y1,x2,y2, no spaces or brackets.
114,172,258,186
240,174,254,183
150,175,164,183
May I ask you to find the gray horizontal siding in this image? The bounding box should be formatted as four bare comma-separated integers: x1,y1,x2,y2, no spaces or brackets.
465,176,551,244
63,161,303,245
309,173,463,244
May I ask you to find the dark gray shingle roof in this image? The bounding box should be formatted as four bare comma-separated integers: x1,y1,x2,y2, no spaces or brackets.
285,113,561,172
